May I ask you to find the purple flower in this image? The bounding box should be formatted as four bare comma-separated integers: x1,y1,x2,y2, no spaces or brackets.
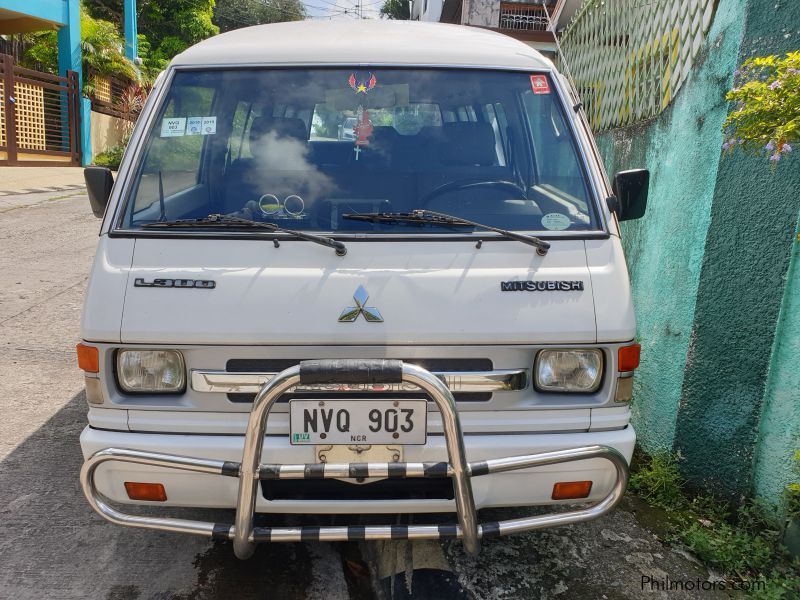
769,79,782,90
782,143,792,153
765,140,776,151
722,141,731,150
770,153,781,162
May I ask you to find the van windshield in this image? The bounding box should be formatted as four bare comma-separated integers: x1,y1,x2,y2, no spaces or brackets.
120,68,599,234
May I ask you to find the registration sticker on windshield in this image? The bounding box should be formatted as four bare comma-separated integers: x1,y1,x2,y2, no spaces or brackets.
186,117,203,135
530,75,550,95
541,213,571,230
160,117,186,137
201,116,217,135
185,116,217,136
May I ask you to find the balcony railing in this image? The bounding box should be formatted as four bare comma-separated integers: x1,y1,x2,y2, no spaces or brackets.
499,2,551,32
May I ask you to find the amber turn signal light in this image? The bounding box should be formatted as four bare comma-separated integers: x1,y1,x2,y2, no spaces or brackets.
552,480,593,500
124,482,167,502
76,343,99,373
618,343,641,372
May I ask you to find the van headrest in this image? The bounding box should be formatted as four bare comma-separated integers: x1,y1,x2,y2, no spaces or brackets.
368,126,399,151
249,117,308,147
440,122,497,167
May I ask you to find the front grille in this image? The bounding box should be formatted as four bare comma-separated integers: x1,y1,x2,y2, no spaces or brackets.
226,358,494,403
261,478,455,501
226,358,493,372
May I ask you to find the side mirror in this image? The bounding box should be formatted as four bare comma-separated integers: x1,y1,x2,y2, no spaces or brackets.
611,168,649,221
84,167,114,218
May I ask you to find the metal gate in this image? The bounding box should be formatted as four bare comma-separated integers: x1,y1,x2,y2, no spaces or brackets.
0,53,81,166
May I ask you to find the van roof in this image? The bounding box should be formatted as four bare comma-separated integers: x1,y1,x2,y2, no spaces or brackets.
171,20,553,71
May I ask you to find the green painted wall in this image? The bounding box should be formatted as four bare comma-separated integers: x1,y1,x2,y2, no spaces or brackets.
673,0,800,499
594,0,746,454
591,0,800,505
753,214,800,512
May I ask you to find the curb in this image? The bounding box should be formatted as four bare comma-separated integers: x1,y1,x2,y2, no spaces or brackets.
0,183,85,197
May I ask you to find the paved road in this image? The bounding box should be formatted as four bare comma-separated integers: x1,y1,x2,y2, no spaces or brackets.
0,191,731,599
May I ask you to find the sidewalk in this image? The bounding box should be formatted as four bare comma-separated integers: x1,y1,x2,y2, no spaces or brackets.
0,167,85,196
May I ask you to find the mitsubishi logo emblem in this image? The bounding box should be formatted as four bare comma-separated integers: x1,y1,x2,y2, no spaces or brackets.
338,285,383,322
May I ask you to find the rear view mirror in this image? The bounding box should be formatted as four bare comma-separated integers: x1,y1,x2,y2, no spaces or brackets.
611,169,649,221
84,167,114,218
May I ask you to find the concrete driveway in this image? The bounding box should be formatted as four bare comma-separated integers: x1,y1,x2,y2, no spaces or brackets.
0,186,730,599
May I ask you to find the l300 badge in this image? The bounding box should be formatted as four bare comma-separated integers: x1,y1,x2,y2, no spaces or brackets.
134,278,216,289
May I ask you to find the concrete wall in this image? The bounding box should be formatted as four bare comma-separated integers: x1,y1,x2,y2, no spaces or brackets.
466,0,499,27
753,215,800,511
593,0,800,507
594,0,746,454
90,111,131,158
673,0,800,501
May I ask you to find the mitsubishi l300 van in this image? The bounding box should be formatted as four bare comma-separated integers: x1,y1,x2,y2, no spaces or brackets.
77,20,648,558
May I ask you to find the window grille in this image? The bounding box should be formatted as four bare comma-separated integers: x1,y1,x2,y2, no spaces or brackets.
559,0,717,131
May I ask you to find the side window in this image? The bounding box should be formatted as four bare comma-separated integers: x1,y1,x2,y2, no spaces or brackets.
312,103,351,142
131,85,215,214
311,103,442,140
482,103,507,166
228,101,253,162
521,89,590,211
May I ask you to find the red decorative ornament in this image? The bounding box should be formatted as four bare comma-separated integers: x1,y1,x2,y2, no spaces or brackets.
354,109,373,146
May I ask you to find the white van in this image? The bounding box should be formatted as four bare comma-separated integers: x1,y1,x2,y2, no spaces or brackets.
77,20,648,558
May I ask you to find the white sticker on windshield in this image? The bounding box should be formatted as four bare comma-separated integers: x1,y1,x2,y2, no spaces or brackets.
541,213,571,231
201,116,217,135
160,117,186,137
186,117,203,135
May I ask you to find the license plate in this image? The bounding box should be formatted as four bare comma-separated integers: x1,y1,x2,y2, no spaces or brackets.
289,400,427,445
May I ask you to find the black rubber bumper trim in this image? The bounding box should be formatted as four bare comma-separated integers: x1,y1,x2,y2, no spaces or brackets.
212,523,231,541
299,359,403,384
481,521,502,539
220,461,240,477
470,461,490,477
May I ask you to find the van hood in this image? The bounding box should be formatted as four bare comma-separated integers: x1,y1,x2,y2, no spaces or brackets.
82,236,635,345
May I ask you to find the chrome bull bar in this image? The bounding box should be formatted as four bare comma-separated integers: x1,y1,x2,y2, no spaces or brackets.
80,360,629,558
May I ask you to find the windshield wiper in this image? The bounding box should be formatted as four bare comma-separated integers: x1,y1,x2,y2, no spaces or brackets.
343,209,549,256
141,214,347,256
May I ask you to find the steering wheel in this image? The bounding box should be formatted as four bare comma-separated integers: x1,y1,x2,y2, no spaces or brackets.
418,179,528,208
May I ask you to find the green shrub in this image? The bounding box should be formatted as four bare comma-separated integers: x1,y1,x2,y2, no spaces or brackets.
682,502,779,575
786,450,800,521
723,52,799,165
93,143,126,170
628,453,686,510
629,451,800,596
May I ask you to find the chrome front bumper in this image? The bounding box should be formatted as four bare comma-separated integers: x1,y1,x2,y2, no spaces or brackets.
80,360,629,559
